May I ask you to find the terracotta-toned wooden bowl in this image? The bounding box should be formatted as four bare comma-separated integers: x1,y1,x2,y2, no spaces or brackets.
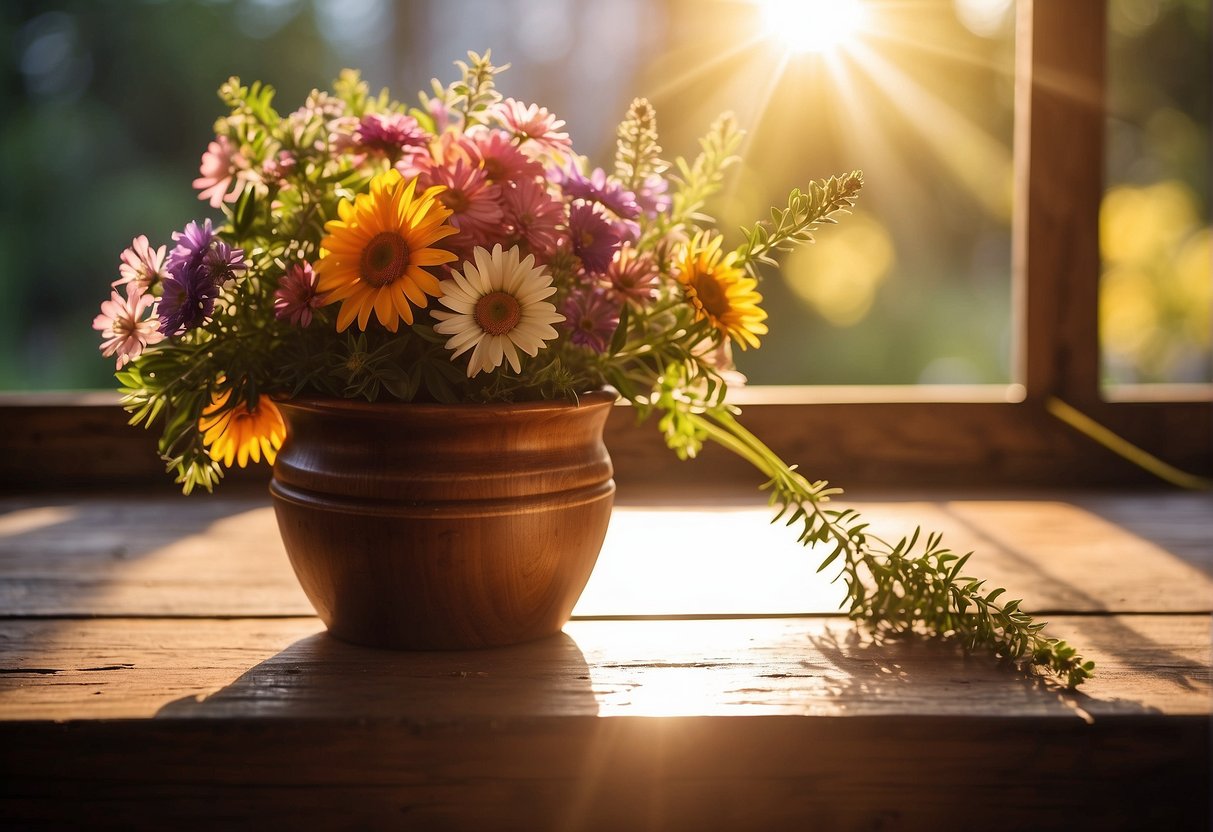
270,391,616,650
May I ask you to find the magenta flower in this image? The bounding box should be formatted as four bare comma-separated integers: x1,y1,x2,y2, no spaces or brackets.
94,282,162,368
491,98,572,158
355,112,428,160
274,262,322,327
115,235,168,291
192,135,245,209
554,166,640,220
607,245,660,305
502,177,565,256
568,202,622,274
561,287,622,353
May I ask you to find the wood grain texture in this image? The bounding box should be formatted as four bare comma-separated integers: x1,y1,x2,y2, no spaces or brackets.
2,493,1209,618
1015,0,1104,402
0,616,1208,720
1,615,1208,831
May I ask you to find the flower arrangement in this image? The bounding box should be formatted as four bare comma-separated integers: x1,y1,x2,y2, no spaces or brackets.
95,52,1091,686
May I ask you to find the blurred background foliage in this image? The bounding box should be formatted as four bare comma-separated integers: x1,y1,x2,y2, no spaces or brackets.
0,0,1207,390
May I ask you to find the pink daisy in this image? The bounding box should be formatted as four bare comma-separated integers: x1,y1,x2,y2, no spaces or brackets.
606,245,660,305
114,235,168,291
192,135,245,208
490,98,573,159
416,157,504,253
274,261,322,328
465,128,545,184
93,282,163,368
561,287,622,354
502,177,565,257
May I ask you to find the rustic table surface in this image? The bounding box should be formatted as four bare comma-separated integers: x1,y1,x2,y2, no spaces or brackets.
1,489,1210,830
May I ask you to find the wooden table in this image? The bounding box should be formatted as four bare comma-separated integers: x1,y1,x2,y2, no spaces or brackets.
1,490,1210,830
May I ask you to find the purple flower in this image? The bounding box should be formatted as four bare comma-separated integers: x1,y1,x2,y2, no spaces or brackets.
157,219,247,336
568,203,623,275
158,262,222,336
561,287,621,353
635,173,671,218
553,166,640,220
165,219,215,275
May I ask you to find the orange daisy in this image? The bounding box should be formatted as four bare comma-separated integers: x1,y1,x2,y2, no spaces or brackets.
199,389,286,468
676,232,769,350
315,169,459,332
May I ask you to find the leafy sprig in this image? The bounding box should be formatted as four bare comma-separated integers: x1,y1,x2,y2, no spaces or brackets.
614,97,666,192
736,171,864,276
680,407,1092,687
666,113,744,231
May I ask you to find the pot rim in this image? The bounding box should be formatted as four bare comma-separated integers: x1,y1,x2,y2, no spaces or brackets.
273,387,618,418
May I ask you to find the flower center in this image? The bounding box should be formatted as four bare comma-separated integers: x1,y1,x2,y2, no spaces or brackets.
441,188,470,214
359,232,409,287
691,271,729,319
473,291,522,336
483,158,504,181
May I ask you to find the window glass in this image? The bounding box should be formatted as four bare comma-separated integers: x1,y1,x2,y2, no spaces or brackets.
1102,0,1211,386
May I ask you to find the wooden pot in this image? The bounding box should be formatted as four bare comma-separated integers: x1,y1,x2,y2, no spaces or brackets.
269,391,616,649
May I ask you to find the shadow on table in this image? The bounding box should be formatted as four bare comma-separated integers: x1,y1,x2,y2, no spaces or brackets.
156,629,599,720
805,624,1183,717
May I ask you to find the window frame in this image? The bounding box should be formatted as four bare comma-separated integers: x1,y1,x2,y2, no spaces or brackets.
2,0,1208,491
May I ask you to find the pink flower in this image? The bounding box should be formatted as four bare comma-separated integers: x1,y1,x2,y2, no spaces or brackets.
416,157,504,254
192,135,245,208
465,128,545,184
261,151,297,185
502,177,565,257
606,244,660,305
114,235,168,291
93,282,162,368
490,98,572,159
274,261,322,328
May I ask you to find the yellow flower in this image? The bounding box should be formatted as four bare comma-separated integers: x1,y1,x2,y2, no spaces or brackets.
199,390,286,468
315,168,459,332
676,232,768,349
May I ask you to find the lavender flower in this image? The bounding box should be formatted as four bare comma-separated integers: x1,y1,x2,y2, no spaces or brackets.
553,166,640,220
635,173,672,218
568,203,623,274
561,287,622,353
165,219,215,274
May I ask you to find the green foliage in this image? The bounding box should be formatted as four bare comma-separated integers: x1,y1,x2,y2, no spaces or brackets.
737,171,865,277
666,113,745,232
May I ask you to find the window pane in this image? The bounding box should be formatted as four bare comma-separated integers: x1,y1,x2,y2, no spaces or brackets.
1102,0,1212,386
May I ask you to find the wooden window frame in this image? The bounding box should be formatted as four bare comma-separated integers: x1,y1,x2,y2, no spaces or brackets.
2,0,1208,491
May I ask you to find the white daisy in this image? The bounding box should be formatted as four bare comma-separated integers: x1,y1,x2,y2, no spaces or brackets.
432,244,565,377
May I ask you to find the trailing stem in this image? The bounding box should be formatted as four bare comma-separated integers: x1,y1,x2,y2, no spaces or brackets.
687,408,1094,688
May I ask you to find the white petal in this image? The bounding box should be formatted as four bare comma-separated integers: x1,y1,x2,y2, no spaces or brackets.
501,337,522,372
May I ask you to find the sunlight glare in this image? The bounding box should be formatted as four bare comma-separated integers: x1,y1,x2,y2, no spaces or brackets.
758,0,867,54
